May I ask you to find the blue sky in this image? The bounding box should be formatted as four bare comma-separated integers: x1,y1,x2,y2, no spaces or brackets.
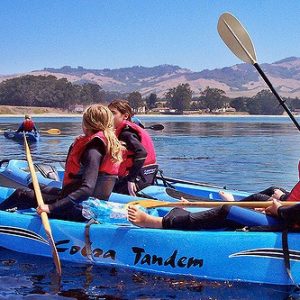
1,0,299,74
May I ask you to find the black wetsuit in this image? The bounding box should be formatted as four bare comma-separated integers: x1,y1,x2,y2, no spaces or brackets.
162,188,300,231
162,206,242,230
113,126,148,194
240,186,290,202
0,139,117,222
278,204,300,226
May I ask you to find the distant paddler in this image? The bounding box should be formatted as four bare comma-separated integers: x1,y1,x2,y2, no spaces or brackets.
16,114,38,134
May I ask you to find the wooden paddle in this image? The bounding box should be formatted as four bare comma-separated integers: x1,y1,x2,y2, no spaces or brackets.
127,199,298,209
0,128,61,135
23,133,62,276
40,129,61,135
217,13,300,132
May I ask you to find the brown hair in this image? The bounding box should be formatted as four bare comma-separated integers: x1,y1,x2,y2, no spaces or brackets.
83,104,124,162
108,99,133,121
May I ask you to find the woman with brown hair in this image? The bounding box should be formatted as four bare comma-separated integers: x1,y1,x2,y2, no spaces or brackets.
0,104,124,222
108,99,158,196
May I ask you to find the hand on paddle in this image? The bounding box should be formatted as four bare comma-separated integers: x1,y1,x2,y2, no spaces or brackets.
265,199,283,217
36,203,50,215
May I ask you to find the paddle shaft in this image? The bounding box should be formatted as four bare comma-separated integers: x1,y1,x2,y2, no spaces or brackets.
254,63,300,131
134,200,299,209
24,136,62,276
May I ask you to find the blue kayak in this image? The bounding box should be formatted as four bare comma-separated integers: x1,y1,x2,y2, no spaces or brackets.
0,159,250,202
0,185,298,285
4,130,40,142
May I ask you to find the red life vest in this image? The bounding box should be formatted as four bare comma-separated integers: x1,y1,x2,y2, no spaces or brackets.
63,132,119,186
287,181,300,201
116,120,156,177
23,120,34,131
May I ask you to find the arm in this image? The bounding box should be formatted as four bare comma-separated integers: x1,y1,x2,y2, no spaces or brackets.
16,123,24,133
119,130,147,182
33,124,38,132
278,204,300,225
48,139,105,213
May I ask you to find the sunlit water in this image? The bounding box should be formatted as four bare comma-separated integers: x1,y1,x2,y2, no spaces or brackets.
1,115,300,299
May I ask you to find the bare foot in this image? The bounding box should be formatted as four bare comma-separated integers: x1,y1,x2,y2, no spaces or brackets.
219,191,235,202
127,205,163,228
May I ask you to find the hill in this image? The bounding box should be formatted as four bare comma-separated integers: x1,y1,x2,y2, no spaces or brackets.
1,57,300,98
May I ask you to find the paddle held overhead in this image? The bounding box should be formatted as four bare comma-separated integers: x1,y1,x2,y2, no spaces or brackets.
218,12,300,132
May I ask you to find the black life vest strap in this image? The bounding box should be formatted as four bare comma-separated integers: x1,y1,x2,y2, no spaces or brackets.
156,169,175,188
84,218,99,262
282,229,300,288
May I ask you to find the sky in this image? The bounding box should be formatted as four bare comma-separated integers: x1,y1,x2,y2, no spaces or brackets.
1,0,300,74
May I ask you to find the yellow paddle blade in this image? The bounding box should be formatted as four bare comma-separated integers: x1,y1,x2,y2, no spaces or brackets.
41,129,61,135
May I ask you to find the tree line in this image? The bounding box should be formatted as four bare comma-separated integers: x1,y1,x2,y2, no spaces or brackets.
0,75,299,115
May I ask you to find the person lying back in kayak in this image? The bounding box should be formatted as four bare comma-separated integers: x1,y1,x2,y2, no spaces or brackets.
127,198,300,230
0,104,124,222
127,178,300,230
108,99,158,196
16,115,38,133
219,181,300,203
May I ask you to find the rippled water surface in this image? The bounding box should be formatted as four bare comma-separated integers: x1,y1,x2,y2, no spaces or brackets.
1,115,300,299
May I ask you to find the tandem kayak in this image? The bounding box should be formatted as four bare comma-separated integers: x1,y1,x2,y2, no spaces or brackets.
4,130,40,142
0,186,298,285
0,159,250,201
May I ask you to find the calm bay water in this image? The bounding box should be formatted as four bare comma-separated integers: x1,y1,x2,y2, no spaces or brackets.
1,115,300,299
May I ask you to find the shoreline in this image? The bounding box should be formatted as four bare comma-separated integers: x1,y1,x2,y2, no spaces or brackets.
0,113,296,118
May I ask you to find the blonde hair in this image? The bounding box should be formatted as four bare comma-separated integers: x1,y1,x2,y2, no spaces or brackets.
83,104,124,163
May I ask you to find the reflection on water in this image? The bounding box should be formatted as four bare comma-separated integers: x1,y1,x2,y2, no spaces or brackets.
0,248,296,299
1,116,300,298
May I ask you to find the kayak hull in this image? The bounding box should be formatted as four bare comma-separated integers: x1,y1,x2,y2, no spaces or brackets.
4,130,40,142
0,193,299,286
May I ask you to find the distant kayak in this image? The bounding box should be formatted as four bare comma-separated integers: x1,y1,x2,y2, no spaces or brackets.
4,130,40,142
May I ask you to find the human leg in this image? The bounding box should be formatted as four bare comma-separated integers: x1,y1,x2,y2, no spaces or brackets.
0,187,59,211
127,205,163,228
128,205,239,230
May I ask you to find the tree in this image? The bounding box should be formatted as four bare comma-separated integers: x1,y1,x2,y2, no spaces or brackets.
80,83,103,105
127,91,144,109
230,97,249,112
199,86,228,111
247,89,285,115
146,93,157,109
165,83,192,112
289,97,300,110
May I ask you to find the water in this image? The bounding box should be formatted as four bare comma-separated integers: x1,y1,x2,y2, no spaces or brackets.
1,115,300,299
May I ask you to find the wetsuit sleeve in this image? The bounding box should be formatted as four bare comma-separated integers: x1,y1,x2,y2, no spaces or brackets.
277,204,300,225
119,130,147,182
48,139,106,212
16,124,24,133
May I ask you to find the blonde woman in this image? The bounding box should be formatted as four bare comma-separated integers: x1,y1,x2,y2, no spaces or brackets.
0,104,124,222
